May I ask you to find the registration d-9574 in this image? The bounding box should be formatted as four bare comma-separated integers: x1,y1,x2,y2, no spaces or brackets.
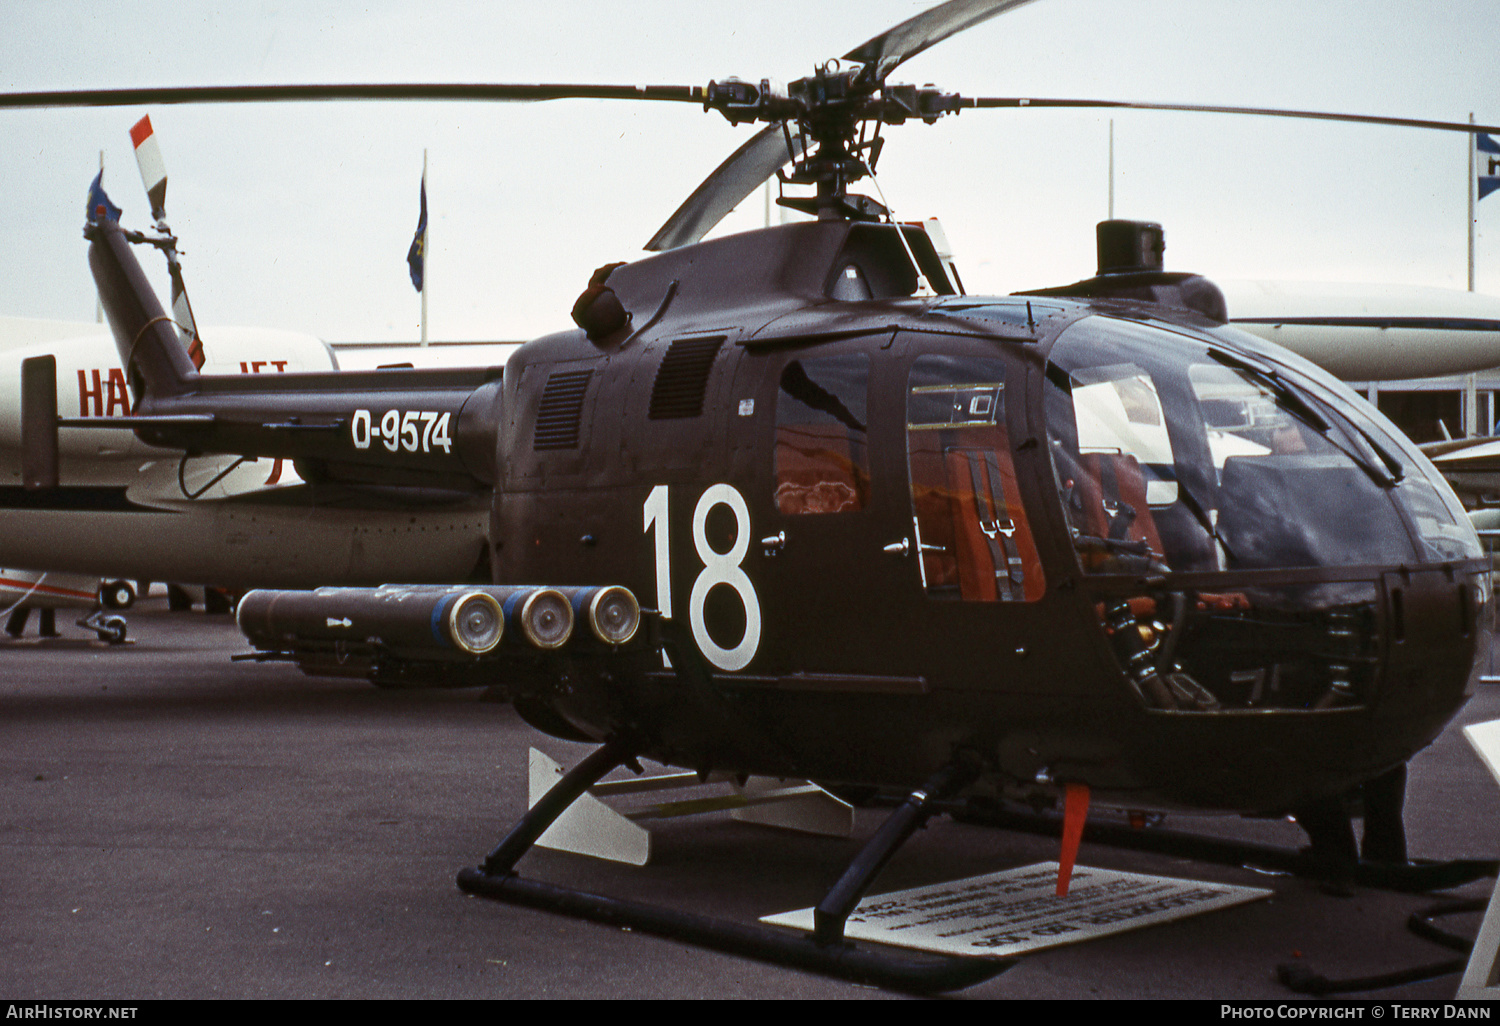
350,409,454,454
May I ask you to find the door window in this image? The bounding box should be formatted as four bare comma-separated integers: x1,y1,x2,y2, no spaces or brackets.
906,354,1044,601
774,354,872,515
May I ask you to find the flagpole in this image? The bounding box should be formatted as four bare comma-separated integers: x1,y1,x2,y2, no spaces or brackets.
1466,115,1477,435
1107,120,1114,220
96,150,104,323
1470,114,1477,293
421,149,429,346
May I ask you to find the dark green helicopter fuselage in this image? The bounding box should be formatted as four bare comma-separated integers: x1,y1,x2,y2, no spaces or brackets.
483,220,1491,814
93,216,1490,816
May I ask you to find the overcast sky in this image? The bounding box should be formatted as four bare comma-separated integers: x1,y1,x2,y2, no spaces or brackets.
2,0,1498,342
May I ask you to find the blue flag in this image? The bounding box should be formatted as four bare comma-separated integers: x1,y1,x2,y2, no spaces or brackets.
86,170,122,224
407,176,427,292
1479,134,1500,201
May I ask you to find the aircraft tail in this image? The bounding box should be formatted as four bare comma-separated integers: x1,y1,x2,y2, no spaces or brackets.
85,217,200,404
70,211,499,494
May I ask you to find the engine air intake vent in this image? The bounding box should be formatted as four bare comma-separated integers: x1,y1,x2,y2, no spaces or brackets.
649,337,724,420
534,369,593,450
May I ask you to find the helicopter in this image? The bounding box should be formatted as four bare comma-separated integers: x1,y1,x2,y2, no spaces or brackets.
7,0,1500,993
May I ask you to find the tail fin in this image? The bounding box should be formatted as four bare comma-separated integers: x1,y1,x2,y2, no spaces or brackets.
20,355,58,489
86,218,200,405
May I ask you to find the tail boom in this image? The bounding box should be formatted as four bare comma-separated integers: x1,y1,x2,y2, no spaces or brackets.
83,218,502,489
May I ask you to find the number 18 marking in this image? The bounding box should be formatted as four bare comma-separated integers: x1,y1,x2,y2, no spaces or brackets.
644,483,761,672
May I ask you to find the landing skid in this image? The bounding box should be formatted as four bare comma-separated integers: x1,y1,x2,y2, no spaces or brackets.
456,741,1015,994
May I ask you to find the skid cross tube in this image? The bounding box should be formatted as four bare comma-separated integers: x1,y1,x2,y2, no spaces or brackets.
814,757,981,946
457,744,1013,994
479,740,636,875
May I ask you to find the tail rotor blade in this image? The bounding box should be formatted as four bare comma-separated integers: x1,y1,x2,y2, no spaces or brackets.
167,261,204,369
128,115,203,366
130,115,168,224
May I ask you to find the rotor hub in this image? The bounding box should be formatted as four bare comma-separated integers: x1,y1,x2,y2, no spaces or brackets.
703,66,962,218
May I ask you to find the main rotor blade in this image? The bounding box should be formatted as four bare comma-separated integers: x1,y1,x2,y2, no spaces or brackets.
965,96,1500,135
844,0,1042,82
0,82,705,109
645,124,805,252
649,0,1042,250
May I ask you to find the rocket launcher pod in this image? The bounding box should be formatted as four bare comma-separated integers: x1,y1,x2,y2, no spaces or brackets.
558,586,641,646
236,583,641,661
237,585,506,657
500,587,573,650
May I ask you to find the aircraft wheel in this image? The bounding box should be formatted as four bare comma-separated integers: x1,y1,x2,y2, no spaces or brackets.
96,615,127,645
100,580,136,610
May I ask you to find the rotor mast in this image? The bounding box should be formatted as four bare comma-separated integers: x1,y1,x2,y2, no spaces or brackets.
701,65,963,224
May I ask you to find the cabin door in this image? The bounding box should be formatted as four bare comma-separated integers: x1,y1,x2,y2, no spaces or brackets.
725,338,911,678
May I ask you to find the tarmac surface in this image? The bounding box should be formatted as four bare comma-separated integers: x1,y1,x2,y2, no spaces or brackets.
4,596,1500,1001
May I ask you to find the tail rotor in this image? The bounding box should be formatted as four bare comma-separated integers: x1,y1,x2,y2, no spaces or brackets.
129,114,203,369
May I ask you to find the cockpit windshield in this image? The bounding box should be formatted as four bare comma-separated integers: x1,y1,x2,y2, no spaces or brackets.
1044,316,1481,575
1039,315,1484,715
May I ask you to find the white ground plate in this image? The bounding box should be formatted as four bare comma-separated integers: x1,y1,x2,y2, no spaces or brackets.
1458,719,1500,998
761,862,1272,959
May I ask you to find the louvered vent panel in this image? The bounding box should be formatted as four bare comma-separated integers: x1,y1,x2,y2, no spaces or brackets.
649,337,724,420
533,369,593,450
